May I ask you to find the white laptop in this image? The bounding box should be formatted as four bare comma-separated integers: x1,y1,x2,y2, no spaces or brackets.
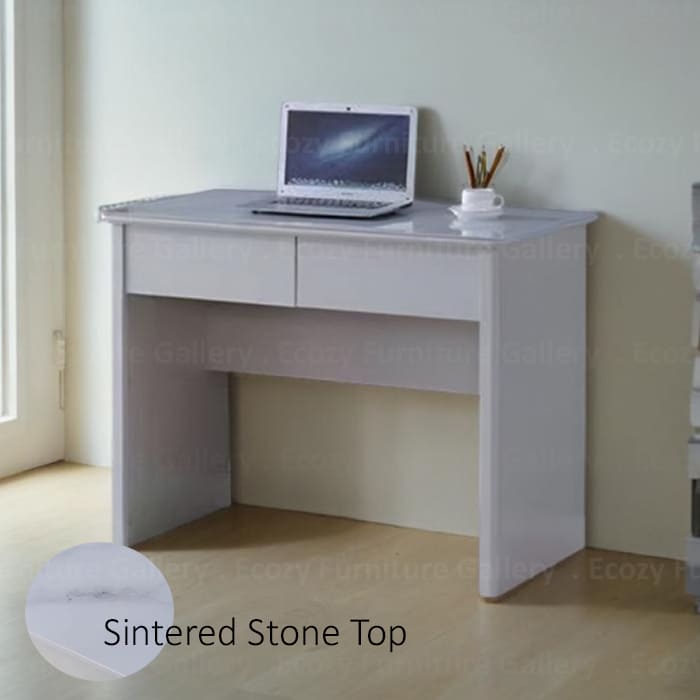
251,102,418,219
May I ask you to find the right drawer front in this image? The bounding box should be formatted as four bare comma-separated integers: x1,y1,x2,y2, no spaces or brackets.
297,238,483,321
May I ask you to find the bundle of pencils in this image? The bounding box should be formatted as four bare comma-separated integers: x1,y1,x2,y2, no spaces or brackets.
463,144,506,189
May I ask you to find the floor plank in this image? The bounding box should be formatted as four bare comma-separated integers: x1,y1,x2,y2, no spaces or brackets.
1,462,698,699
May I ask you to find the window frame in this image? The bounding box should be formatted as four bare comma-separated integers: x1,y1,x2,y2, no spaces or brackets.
0,0,16,421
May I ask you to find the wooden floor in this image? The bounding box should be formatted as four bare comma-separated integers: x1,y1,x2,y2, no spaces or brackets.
2,463,699,699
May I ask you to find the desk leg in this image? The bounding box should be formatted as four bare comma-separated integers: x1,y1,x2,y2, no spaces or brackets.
112,229,231,545
479,226,587,600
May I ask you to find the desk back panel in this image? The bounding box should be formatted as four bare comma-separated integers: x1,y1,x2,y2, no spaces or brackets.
128,296,480,395
203,302,480,395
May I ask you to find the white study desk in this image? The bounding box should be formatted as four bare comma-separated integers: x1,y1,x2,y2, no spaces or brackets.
100,188,597,601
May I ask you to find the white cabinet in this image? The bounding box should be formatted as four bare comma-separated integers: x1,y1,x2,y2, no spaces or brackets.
689,198,700,611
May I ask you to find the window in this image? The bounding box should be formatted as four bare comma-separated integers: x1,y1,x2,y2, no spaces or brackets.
0,0,62,476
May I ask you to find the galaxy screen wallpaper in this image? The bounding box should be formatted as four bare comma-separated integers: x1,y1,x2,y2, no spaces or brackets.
284,111,410,191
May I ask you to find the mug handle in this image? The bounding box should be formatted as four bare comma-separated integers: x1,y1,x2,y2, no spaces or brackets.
493,194,505,208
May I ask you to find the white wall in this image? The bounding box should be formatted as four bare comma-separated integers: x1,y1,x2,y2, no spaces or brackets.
64,0,698,558
231,376,479,534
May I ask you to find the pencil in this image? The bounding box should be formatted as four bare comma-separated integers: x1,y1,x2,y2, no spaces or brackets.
463,145,477,189
477,147,487,187
483,145,506,188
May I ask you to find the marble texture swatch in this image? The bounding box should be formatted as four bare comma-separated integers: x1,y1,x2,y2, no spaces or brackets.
25,542,174,680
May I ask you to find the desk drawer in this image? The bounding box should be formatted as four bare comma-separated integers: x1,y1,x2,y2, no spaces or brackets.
297,238,483,321
126,226,295,306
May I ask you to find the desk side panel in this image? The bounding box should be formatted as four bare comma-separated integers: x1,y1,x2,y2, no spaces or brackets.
113,226,231,545
479,226,587,599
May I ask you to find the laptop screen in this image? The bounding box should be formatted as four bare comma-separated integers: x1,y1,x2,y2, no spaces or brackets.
284,110,411,192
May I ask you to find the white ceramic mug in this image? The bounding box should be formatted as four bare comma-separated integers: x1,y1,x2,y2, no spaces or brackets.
461,187,505,211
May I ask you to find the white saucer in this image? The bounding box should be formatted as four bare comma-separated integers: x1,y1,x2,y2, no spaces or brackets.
449,205,504,221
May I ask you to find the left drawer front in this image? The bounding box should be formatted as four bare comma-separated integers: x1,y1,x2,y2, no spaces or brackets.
125,227,295,306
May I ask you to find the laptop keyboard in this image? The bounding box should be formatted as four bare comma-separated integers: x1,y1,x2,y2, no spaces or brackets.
275,198,387,209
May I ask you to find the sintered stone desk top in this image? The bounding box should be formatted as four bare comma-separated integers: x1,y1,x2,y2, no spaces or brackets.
100,189,597,245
